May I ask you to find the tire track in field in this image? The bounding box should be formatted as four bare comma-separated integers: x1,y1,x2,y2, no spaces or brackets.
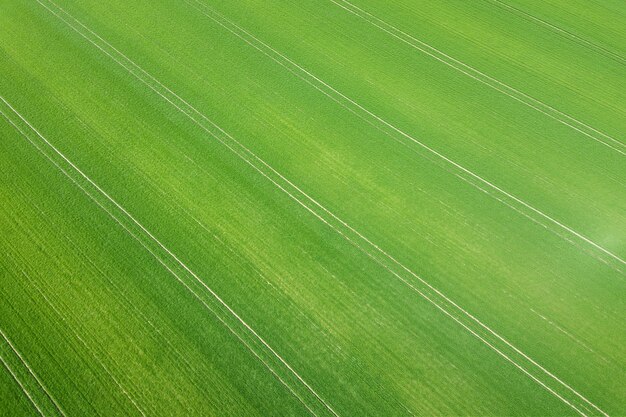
3,134,276,414
0,352,47,417
0,97,334,417
185,0,625,273
483,0,626,66
26,197,221,401
0,327,66,417
330,0,626,155
30,2,610,415
19,269,148,417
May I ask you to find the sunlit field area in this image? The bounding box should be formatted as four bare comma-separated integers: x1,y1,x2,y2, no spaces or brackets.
1,1,624,415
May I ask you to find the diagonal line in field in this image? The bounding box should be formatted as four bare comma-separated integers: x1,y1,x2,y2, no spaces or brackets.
482,0,626,66
12,199,214,395
177,5,617,414
19,270,148,417
0,99,331,417
0,327,66,417
183,0,624,270
330,0,626,156
32,1,610,415
0,352,46,417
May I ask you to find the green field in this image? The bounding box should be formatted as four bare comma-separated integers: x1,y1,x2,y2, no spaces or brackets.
0,0,624,415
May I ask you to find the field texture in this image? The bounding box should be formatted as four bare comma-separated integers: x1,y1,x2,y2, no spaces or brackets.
1,0,624,416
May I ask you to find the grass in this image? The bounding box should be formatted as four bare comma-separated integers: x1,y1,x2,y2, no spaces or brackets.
0,0,624,415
